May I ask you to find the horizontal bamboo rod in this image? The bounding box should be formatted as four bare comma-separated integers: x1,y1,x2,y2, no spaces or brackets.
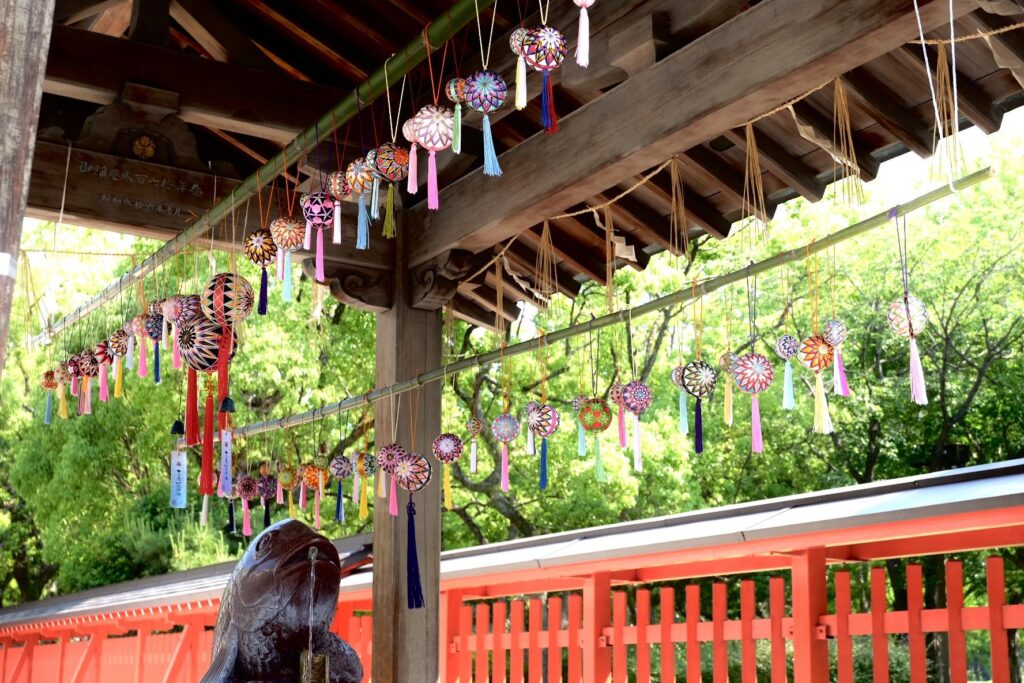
43,0,495,339
197,167,991,444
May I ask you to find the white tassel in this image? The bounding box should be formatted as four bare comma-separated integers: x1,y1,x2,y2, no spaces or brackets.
303,222,312,251
471,439,478,473
575,5,591,68
526,428,536,455
515,55,528,110
332,200,342,244
632,415,642,471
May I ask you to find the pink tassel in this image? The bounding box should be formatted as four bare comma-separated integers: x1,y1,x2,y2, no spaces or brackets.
83,377,92,415
299,482,307,509
617,407,627,448
77,380,85,415
172,329,182,369
332,200,342,244
314,488,322,529
276,476,284,504
98,364,109,402
303,221,312,251
500,443,510,492
242,498,253,536
71,376,79,397
352,471,361,504
427,150,439,210
408,143,419,194
751,394,763,453
909,337,928,405
315,228,325,282
389,474,399,517
833,348,850,397
138,337,148,377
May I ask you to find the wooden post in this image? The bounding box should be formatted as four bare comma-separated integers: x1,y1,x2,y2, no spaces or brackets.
0,0,56,380
439,590,463,683
582,572,611,683
372,226,442,683
790,548,828,683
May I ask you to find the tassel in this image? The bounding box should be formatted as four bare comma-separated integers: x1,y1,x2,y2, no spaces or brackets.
332,200,342,244
358,476,369,519
575,4,591,67
694,398,704,454
679,390,689,435
352,470,361,504
427,151,440,210
153,342,161,385
783,359,796,410
356,194,370,250
83,376,92,415
286,489,295,518
114,358,124,399
382,184,396,239
303,222,312,251
833,349,850,397
200,390,215,495
228,499,236,534
443,464,453,510
315,228,325,282
577,421,586,456
370,177,381,220
406,501,425,609
500,443,510,492
617,406,627,448
377,469,386,498
282,255,293,302
71,375,78,397
276,475,284,505
408,144,419,193
632,414,642,471
185,369,199,446
138,338,148,378
724,380,733,426
242,498,252,537
219,430,233,497
452,103,462,154
299,482,307,509
314,488,321,529
44,391,53,425
126,333,135,370
335,480,345,522
58,383,68,419
515,54,527,110
163,317,171,350
276,250,285,280
98,364,109,402
264,498,272,528
172,329,182,369
526,428,536,456
909,337,928,405
389,475,399,517
813,373,834,434
593,436,606,481
751,394,764,453
470,438,478,473
482,115,502,176
539,437,548,490
258,267,269,315
540,71,558,134
200,494,209,526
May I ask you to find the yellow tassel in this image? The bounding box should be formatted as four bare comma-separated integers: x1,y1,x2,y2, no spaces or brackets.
382,184,396,238
114,358,124,398
377,470,386,498
288,489,296,519
58,383,69,419
832,80,864,206
813,373,833,435
535,220,556,307
443,463,453,511
723,380,733,427
359,477,369,519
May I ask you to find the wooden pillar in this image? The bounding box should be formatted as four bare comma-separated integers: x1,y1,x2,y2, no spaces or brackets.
0,0,56,380
583,572,612,683
790,548,828,683
439,589,464,683
372,228,443,683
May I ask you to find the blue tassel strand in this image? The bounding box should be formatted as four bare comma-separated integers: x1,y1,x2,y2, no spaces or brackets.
335,481,344,522
577,421,587,456
539,438,548,490
44,391,53,425
783,359,796,410
356,194,370,250
153,342,161,385
258,267,269,315
228,499,236,534
679,390,689,435
694,398,704,453
482,115,502,176
282,256,293,302
406,501,424,609
370,178,381,220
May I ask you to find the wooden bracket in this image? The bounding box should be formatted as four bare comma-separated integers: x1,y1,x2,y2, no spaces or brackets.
303,259,394,313
409,249,474,310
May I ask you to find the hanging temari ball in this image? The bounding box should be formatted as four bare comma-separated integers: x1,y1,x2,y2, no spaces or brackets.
887,296,928,338
269,217,305,253
797,335,834,373
578,398,613,432
179,318,235,374
394,452,432,492
732,352,775,394
682,360,717,398
201,273,254,328
244,228,277,267
621,380,652,416
373,142,410,183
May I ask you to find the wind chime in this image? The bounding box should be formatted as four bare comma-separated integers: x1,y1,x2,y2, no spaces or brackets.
245,174,279,316
732,269,774,453
393,385,432,609
411,35,455,210
490,344,520,492
269,162,305,302
888,212,929,405
677,281,716,454
302,125,337,284
518,0,567,133
797,250,835,434
330,450,353,523
526,334,559,489
465,0,507,176
774,270,799,411
378,394,408,518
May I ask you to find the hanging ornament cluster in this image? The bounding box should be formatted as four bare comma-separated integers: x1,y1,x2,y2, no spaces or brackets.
890,212,929,406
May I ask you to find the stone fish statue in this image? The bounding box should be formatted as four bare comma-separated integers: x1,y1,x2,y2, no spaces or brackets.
200,519,363,683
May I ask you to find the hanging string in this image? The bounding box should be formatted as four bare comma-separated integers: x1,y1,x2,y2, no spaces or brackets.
538,0,553,25
691,279,703,361
832,79,864,206
745,265,758,348
603,206,615,312
53,142,73,253
669,157,691,263
423,29,450,106
805,245,820,335
472,0,500,69
741,123,770,242
383,57,408,143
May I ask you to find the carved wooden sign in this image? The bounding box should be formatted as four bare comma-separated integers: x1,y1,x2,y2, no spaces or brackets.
26,140,239,239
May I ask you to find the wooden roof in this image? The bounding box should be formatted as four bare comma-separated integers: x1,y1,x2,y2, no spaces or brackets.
31,0,1024,330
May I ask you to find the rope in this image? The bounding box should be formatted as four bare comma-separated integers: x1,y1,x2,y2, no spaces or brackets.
910,19,1024,44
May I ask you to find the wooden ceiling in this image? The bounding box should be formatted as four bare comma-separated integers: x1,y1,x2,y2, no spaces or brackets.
34,0,1024,330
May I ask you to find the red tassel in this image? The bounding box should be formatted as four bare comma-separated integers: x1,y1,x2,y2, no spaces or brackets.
217,328,231,430
185,369,200,446
200,390,216,495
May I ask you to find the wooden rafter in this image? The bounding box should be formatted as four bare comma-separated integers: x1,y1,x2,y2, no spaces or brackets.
841,68,935,157
518,221,608,286
169,0,277,70
54,0,122,23
85,0,132,36
128,0,170,45
681,146,780,220
788,99,881,181
722,125,826,202
900,43,1002,135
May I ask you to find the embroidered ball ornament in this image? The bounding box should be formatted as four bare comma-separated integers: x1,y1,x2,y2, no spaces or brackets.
433,433,464,464
78,350,98,377
55,363,71,386
144,314,163,342
521,26,568,133
244,229,277,267
733,353,775,394
377,443,408,475
345,158,374,196
510,27,528,55
529,404,560,437
578,398,613,432
571,395,586,412
823,320,848,347
329,456,353,480
257,475,277,499
356,451,377,477
446,77,466,105
201,273,254,328
269,217,305,253
277,465,300,492
822,319,851,398
147,299,164,317
171,294,202,326
108,329,129,357
775,335,799,360
327,171,350,201
464,70,508,176
798,335,834,373
682,360,717,398
609,382,625,406
621,381,652,415
491,413,520,492
412,105,455,210
466,417,483,437
394,452,431,493
373,143,410,183
41,370,58,391
302,464,324,489
178,318,235,374
302,192,334,230
887,296,928,338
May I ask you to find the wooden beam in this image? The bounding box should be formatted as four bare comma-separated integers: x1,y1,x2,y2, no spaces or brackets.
504,240,582,298
54,0,121,23
169,0,277,69
841,68,935,157
70,631,104,683
519,219,608,285
595,191,676,257
85,0,131,36
0,0,57,381
451,295,499,332
900,44,1002,134
682,145,782,216
723,126,826,202
460,281,520,321
787,100,880,181
407,0,963,267
128,0,169,46
44,24,345,143
7,636,37,683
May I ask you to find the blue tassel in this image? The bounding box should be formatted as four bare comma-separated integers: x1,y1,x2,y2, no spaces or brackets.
539,438,548,490
679,390,689,435
258,267,269,315
263,499,271,528
335,481,344,522
228,499,236,534
577,422,586,456
482,115,502,177
406,501,424,609
356,194,370,250
694,398,704,453
153,342,161,385
370,178,381,220
540,71,559,133
282,256,293,302
783,359,796,410
44,391,53,425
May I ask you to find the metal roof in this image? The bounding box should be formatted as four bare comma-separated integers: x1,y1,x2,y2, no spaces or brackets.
1,460,1021,628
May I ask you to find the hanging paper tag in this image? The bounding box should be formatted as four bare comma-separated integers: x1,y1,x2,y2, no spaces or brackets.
219,430,233,496
170,450,188,508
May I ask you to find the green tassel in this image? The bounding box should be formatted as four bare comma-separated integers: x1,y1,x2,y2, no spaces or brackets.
452,103,462,154
382,185,397,239
593,436,606,482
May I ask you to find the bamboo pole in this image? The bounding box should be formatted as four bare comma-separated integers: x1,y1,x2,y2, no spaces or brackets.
42,0,496,339
196,167,991,444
